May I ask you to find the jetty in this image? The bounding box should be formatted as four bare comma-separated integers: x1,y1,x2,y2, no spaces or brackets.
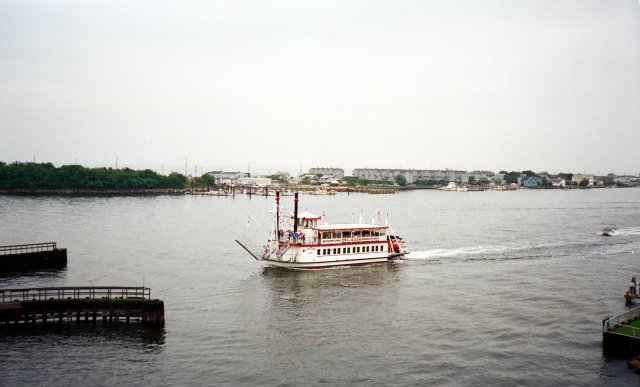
603,307,640,356
0,286,164,327
0,242,67,272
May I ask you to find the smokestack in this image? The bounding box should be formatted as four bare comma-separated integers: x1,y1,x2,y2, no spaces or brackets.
275,191,280,240
293,192,299,233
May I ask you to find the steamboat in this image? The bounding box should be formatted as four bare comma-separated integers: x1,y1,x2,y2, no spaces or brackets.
236,192,408,269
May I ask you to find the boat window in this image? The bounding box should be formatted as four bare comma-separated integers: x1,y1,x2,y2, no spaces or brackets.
362,230,371,237
317,249,320,255
323,232,331,240
342,231,350,238
353,230,361,238
347,247,351,254
333,231,341,239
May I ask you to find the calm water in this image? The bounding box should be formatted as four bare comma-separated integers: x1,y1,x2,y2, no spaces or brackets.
1,189,640,385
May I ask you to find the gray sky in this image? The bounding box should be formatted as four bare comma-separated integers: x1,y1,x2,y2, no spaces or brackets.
1,0,639,176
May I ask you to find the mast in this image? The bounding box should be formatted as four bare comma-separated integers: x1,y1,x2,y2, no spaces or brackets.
275,191,280,242
293,192,299,233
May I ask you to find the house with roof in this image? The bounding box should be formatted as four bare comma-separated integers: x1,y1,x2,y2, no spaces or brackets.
522,176,544,188
549,178,566,188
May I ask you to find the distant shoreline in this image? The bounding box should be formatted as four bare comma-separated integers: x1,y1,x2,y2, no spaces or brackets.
0,185,630,197
0,188,185,196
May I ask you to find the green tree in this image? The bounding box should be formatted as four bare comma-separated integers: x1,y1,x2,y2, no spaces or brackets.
504,171,520,184
192,173,216,189
468,176,476,185
344,176,362,186
394,174,407,186
0,162,189,190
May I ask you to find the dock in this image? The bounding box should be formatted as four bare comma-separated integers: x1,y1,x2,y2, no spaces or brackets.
603,307,640,356
0,286,164,327
0,242,67,272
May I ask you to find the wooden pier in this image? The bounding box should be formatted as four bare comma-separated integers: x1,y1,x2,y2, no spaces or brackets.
0,242,67,272
0,286,164,327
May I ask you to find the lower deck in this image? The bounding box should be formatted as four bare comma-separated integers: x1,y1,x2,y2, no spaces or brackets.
262,256,396,269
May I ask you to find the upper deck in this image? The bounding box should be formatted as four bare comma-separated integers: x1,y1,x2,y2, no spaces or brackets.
313,223,388,231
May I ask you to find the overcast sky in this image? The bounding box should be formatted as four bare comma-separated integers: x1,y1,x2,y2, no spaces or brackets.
1,0,639,176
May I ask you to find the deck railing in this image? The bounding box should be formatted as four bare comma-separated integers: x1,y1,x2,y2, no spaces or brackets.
0,242,58,255
603,306,640,332
0,286,151,303
320,237,385,244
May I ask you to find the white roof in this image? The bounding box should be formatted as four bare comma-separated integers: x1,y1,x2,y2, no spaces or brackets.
297,210,320,219
314,223,388,231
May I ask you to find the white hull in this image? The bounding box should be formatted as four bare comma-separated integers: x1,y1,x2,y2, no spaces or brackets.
260,256,398,269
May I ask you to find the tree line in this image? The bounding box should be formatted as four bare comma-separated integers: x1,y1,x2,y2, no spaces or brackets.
0,162,193,190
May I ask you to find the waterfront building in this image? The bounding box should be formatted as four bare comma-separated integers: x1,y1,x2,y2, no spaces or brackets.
572,174,594,186
549,178,566,187
613,175,639,186
309,167,345,180
523,176,544,187
207,171,249,185
238,176,272,187
352,168,469,184
469,170,496,179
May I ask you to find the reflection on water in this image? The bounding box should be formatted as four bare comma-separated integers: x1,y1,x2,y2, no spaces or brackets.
0,323,166,346
260,262,402,287
0,267,68,282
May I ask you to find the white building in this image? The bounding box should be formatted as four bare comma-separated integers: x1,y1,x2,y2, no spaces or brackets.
309,167,345,179
207,171,249,185
238,177,272,187
352,168,469,184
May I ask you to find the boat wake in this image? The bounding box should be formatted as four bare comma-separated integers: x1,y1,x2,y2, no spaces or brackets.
406,242,563,264
607,227,640,236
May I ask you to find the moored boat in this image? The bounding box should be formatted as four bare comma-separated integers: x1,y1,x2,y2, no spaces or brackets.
236,192,409,269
